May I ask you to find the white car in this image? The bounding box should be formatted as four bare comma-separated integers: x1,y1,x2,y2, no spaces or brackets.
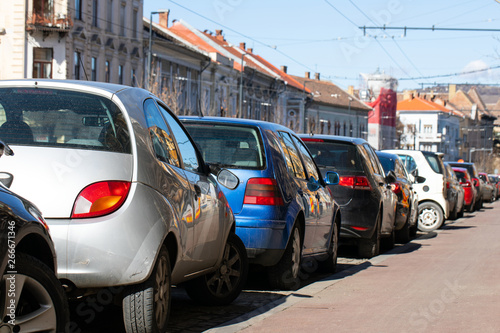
383,150,449,232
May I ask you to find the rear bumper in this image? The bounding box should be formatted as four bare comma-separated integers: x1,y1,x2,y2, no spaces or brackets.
235,217,289,266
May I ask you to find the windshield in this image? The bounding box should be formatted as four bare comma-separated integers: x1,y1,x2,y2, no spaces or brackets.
182,122,265,169
0,87,130,153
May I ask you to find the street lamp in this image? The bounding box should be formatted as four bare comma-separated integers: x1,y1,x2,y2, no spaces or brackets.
148,10,169,90
239,52,248,118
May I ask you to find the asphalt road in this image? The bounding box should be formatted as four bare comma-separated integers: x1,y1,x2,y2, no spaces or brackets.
71,201,498,333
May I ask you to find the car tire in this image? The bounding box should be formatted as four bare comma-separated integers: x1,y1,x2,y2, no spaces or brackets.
1,253,69,333
123,245,171,333
358,213,381,258
267,224,303,290
417,202,443,232
318,217,339,273
185,233,248,305
396,215,411,244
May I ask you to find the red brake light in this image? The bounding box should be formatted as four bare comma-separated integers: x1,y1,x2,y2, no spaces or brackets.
391,183,402,194
339,176,372,190
72,181,131,218
244,178,284,206
446,181,450,189
301,138,324,142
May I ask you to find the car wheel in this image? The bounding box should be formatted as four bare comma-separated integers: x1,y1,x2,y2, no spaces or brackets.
396,214,411,244
123,245,171,333
418,202,443,232
185,233,248,305
358,213,380,258
1,253,69,333
267,224,302,290
318,217,339,273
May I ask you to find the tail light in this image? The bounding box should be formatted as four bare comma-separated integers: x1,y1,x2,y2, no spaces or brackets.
391,182,402,194
461,181,471,188
446,181,450,189
244,178,284,206
72,181,131,218
339,176,372,190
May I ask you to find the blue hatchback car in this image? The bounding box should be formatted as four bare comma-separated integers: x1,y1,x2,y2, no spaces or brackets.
181,117,340,289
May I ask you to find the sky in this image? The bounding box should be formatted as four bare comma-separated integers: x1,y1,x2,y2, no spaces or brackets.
144,0,500,92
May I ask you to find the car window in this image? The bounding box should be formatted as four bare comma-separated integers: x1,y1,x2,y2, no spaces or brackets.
291,135,320,181
423,153,443,174
363,144,383,175
0,87,130,153
302,140,363,172
278,132,306,179
143,99,180,167
377,155,392,175
182,122,264,169
157,103,200,172
395,159,407,179
358,145,376,175
398,154,417,173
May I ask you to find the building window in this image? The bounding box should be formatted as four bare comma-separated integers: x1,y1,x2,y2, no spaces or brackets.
74,51,81,80
105,60,110,82
132,8,138,39
131,69,136,86
75,0,82,20
33,48,53,78
34,0,54,21
120,3,126,36
118,65,123,84
107,0,113,31
91,57,97,81
424,125,432,133
92,0,98,27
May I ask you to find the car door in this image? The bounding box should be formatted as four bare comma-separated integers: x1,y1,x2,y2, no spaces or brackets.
157,101,225,268
363,144,396,235
291,134,333,253
277,131,317,253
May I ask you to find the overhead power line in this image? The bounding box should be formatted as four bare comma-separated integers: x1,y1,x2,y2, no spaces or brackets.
399,65,500,81
360,26,500,36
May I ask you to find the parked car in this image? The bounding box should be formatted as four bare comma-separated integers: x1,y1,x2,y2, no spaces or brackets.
444,162,465,219
446,161,483,210
0,140,69,332
0,80,248,332
376,151,418,243
299,135,397,258
181,117,341,290
478,172,495,203
384,150,448,232
452,167,476,212
488,174,499,200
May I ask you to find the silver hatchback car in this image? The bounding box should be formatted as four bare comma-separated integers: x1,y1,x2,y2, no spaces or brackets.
0,80,248,332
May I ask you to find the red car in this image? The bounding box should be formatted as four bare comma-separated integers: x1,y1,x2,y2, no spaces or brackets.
452,167,476,212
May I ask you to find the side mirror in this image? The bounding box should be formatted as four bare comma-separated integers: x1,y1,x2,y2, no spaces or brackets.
386,170,397,184
217,169,239,190
0,172,13,188
411,169,418,177
324,171,340,185
415,175,426,184
0,140,13,158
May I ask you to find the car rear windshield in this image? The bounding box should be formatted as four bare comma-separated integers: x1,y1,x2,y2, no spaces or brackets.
454,170,466,182
182,122,265,169
0,87,130,153
302,140,363,172
377,155,394,175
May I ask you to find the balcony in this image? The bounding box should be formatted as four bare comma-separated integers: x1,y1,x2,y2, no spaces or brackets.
27,13,73,33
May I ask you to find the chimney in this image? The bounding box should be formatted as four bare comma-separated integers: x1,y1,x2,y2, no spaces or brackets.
215,29,224,40
239,42,246,50
305,72,310,79
449,84,456,100
314,73,320,81
159,10,170,28
347,85,354,96
281,66,288,73
247,48,253,53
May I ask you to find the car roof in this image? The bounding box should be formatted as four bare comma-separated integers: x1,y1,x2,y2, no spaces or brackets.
179,116,294,132
0,79,143,96
298,134,368,145
375,150,400,160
